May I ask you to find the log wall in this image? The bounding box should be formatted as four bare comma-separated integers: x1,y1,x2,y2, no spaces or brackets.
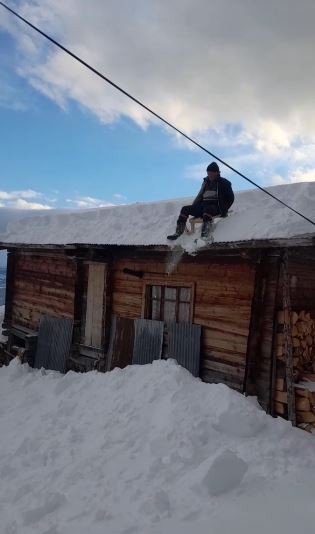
8,252,76,331
287,254,315,315
111,253,256,391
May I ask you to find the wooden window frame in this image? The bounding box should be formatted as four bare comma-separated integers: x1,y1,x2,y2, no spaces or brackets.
141,281,195,323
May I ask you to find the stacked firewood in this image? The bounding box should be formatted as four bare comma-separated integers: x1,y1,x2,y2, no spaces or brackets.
275,310,315,432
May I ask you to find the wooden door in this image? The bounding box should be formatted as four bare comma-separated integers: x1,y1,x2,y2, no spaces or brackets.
84,263,106,349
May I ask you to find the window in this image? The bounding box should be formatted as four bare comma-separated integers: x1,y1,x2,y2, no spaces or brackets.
146,285,192,323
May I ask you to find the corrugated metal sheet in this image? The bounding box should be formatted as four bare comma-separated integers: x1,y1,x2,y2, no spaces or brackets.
107,316,135,371
34,315,73,373
132,319,164,365
167,322,201,377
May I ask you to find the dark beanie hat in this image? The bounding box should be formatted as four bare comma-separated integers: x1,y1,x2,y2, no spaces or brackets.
207,162,220,172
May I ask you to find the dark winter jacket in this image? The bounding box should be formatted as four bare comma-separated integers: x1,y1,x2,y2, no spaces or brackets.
192,176,234,216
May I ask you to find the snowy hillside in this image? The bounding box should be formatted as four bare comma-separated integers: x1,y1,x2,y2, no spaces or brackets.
1,358,315,534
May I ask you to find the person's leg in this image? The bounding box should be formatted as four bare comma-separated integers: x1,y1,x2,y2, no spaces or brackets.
167,204,203,239
202,203,220,221
201,203,220,237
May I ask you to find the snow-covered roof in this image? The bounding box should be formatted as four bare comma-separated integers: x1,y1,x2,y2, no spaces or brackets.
0,182,314,249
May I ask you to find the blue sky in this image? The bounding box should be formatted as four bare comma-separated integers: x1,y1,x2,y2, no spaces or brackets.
0,28,250,210
1,0,315,211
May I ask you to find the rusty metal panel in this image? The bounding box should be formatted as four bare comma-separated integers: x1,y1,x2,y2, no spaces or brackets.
107,316,135,371
167,322,201,377
132,319,163,365
34,315,73,373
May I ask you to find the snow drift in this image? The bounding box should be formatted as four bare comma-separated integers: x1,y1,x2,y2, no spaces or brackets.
0,358,315,534
1,182,314,247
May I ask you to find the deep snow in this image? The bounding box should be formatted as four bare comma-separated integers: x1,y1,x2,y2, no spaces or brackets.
0,358,315,534
0,182,314,248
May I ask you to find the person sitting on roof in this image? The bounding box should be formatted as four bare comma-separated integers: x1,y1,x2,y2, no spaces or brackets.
167,161,235,240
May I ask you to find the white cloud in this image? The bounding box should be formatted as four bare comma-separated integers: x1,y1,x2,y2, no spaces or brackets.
271,168,315,186
0,189,41,200
12,199,52,209
0,189,52,209
66,196,115,209
4,0,315,143
113,193,127,201
4,0,315,189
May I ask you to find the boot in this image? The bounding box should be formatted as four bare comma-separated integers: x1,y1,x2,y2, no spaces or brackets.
167,219,186,240
201,219,212,238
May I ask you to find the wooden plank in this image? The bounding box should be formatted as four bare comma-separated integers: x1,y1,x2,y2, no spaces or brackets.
282,250,296,426
202,358,245,378
107,316,135,370
84,263,106,349
274,401,286,415
250,254,280,413
202,369,243,390
244,254,264,394
4,251,15,326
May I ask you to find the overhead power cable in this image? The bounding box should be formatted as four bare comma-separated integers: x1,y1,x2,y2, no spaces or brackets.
1,1,314,227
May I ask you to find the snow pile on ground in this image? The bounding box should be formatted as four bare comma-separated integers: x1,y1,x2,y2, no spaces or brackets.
1,182,314,247
0,359,315,534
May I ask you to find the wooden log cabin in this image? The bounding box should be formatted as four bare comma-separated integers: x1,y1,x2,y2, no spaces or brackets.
0,182,314,429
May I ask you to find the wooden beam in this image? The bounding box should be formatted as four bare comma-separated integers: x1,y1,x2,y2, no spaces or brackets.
3,251,15,328
269,256,282,416
281,249,296,426
1,235,314,254
244,251,265,395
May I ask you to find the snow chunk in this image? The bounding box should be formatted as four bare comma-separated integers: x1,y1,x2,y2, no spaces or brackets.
203,450,248,496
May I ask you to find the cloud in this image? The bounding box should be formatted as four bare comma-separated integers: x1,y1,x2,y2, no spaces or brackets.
0,81,28,111
66,196,115,209
5,0,315,140
0,189,52,209
12,199,52,209
271,168,315,186
3,0,315,187
0,189,41,200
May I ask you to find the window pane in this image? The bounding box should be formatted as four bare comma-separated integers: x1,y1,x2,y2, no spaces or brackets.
152,286,161,300
178,302,190,322
179,287,191,302
164,299,176,322
165,287,177,301
151,298,161,320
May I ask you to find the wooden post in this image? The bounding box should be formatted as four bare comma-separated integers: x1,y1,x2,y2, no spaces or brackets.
281,249,296,426
244,252,265,395
269,255,282,417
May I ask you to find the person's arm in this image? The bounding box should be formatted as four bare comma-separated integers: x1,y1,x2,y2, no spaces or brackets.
220,180,234,216
226,183,234,207
192,181,205,205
